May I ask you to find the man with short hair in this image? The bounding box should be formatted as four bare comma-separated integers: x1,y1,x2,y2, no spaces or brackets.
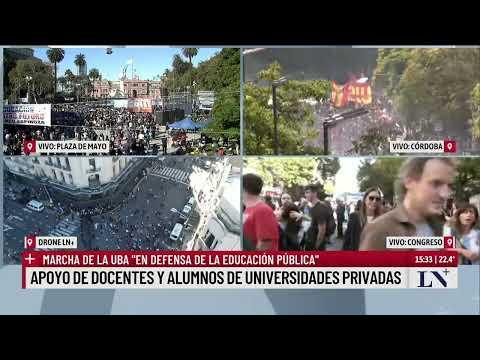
242,173,279,251
360,157,456,250
304,184,332,250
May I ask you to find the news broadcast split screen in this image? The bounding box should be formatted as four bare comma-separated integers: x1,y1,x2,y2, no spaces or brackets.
2,46,480,265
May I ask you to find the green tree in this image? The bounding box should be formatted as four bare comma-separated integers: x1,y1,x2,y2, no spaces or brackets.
374,48,480,140
3,50,17,101
472,83,480,139
172,54,190,76
453,158,480,202
373,48,414,98
348,126,390,155
357,158,406,203
317,157,340,180
205,84,240,138
244,62,330,155
74,53,86,75
46,48,65,99
244,157,320,189
195,48,237,92
88,68,100,97
181,48,198,91
8,59,54,103
64,69,76,94
244,157,340,200
206,49,240,138
74,54,87,101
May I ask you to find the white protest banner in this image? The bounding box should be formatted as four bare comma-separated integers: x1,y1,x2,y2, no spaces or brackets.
4,104,51,126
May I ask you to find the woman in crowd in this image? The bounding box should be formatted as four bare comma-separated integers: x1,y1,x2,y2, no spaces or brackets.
274,192,293,220
278,203,309,250
444,203,480,265
342,187,384,250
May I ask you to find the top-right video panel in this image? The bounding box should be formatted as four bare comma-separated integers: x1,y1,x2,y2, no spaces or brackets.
243,47,480,156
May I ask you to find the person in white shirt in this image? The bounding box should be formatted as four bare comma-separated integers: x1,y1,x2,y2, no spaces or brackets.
445,203,480,265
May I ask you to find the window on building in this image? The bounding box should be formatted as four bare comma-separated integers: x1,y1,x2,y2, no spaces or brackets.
68,174,73,184
60,172,65,183
89,158,95,169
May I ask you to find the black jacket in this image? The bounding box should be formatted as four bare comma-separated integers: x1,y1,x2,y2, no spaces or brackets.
343,212,363,250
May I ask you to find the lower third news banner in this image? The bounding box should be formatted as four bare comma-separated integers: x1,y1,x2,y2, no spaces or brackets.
21,251,458,289
22,251,458,289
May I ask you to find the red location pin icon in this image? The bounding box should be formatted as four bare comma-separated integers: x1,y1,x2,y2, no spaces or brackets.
444,236,454,249
444,140,456,153
25,235,36,249
23,140,36,155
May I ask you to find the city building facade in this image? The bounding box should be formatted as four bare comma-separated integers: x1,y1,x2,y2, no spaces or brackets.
187,160,241,251
92,77,167,99
4,156,133,189
92,79,121,98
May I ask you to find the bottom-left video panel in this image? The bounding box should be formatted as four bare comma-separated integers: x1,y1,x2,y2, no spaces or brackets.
3,156,241,264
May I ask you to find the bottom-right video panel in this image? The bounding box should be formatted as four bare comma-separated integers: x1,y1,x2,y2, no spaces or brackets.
242,156,480,265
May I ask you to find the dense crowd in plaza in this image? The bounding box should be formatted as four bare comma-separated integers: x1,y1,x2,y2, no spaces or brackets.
4,102,239,155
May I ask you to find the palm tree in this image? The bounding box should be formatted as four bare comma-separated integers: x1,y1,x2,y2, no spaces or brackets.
181,48,198,69
181,48,198,97
64,69,76,94
46,48,65,100
74,53,86,76
88,68,100,98
74,54,87,100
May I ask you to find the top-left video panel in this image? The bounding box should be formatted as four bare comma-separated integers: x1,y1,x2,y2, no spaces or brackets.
3,47,240,156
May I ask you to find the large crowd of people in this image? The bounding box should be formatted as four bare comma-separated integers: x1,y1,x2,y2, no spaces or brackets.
3,102,239,155
310,95,405,155
306,90,468,155
242,158,480,265
92,183,183,251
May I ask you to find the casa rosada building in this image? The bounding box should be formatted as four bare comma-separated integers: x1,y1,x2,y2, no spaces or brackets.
92,77,167,99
